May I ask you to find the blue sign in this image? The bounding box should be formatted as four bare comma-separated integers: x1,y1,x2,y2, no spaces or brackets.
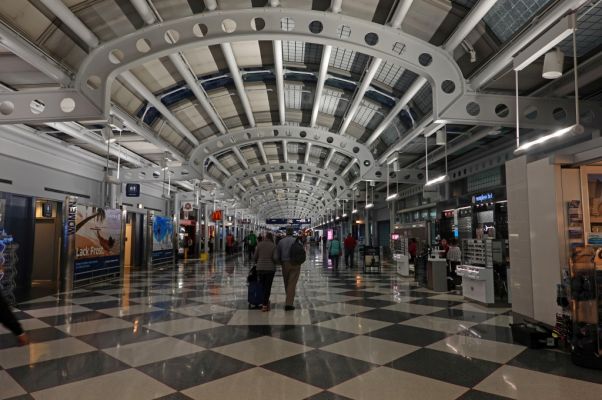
473,192,494,203
266,218,311,225
125,183,140,197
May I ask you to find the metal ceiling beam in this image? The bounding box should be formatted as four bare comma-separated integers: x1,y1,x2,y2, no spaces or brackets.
443,0,498,52
39,0,99,49
120,71,200,146
190,126,376,177
208,155,232,177
41,0,200,148
339,58,382,135
310,45,332,128
221,43,255,128
110,106,185,162
340,159,357,178
241,182,334,203
365,76,426,147
282,140,288,163
338,0,413,137
273,39,285,125
232,146,249,169
0,21,72,86
310,0,341,127
223,163,352,198
470,0,589,90
2,8,466,124
389,0,414,29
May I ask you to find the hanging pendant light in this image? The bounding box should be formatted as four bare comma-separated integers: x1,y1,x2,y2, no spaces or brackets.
424,126,448,187
515,15,583,153
365,180,374,209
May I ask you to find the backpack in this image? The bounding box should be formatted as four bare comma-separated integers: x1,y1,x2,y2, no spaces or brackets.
290,238,306,264
248,234,257,246
329,240,341,256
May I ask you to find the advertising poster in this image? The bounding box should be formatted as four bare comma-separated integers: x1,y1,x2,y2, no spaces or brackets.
74,206,122,282
153,215,174,263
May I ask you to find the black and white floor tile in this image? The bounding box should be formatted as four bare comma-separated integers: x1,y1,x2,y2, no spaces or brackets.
1,247,601,399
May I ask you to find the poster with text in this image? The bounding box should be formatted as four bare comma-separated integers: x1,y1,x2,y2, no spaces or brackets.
74,206,122,282
153,215,174,263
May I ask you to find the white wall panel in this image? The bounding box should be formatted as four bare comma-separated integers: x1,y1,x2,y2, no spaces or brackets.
506,156,534,319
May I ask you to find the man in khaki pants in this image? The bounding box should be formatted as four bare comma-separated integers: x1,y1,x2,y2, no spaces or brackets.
276,227,301,311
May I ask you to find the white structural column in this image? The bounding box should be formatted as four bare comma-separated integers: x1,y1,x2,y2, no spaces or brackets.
221,43,256,127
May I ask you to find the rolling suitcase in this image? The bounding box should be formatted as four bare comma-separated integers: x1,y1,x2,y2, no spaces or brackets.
248,279,264,308
247,267,264,308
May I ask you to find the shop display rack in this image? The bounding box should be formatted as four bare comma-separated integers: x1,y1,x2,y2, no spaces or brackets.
0,235,18,305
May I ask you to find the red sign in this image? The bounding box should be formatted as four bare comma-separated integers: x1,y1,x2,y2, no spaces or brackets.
211,210,223,221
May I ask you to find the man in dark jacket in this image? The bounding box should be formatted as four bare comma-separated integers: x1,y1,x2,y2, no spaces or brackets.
344,233,357,269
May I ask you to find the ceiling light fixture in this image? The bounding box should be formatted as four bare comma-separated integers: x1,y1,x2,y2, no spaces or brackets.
515,14,582,153
542,47,564,79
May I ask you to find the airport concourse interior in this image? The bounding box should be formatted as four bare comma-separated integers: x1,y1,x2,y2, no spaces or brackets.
1,0,602,399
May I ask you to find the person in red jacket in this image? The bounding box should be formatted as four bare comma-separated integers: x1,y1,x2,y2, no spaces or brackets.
344,233,357,269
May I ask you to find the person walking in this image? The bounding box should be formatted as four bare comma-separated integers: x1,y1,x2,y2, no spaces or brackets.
246,231,257,260
408,238,417,264
226,231,234,255
327,234,342,269
344,233,357,269
276,227,301,311
0,287,29,346
446,239,462,284
254,232,278,312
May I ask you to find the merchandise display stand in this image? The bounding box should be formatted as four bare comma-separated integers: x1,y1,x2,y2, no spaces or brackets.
392,236,410,276
571,169,602,368
363,246,381,274
458,239,496,304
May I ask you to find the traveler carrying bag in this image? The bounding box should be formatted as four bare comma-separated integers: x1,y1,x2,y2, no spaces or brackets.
290,238,307,264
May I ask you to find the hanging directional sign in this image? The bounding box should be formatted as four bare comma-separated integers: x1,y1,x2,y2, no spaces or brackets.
266,218,311,225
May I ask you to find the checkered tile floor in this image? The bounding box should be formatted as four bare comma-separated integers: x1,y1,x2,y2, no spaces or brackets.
2,248,602,400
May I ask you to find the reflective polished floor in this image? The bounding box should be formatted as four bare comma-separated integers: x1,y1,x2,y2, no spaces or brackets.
2,246,602,399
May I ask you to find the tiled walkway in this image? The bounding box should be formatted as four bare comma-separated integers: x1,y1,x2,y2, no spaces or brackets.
2,247,602,399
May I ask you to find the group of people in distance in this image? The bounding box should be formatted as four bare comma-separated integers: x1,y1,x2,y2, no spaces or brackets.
322,233,358,269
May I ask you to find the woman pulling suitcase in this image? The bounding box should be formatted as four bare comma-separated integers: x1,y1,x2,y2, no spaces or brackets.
253,232,278,312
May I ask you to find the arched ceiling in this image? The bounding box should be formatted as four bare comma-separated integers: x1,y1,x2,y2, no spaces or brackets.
0,0,600,221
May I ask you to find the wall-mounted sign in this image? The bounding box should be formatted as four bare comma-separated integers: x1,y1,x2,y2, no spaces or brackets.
125,183,140,197
42,202,53,218
473,192,494,204
182,202,193,212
